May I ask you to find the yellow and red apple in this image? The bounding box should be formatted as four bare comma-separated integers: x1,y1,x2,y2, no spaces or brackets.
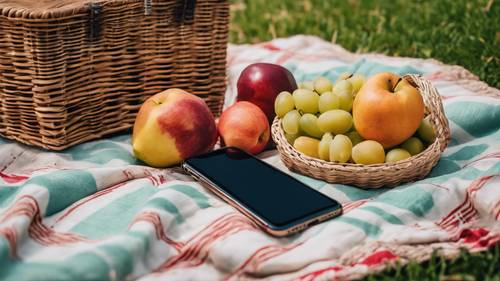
353,72,424,148
132,89,217,167
218,101,270,154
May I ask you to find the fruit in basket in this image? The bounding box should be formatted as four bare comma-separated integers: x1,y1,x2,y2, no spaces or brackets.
353,72,424,148
132,89,217,167
273,73,435,166
285,132,300,145
299,114,323,138
347,131,364,146
293,89,319,114
351,140,385,164
401,137,424,155
348,74,366,94
417,116,436,143
333,80,354,112
314,76,333,94
294,136,320,158
385,148,411,163
274,91,295,118
317,110,353,134
218,101,270,155
335,73,366,96
318,133,333,161
330,134,352,163
237,63,298,122
282,110,301,135
298,81,314,91
336,72,351,83
318,91,340,113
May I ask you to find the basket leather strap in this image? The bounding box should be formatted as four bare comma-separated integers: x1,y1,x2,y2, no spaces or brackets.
144,0,152,15
88,3,102,39
173,0,196,24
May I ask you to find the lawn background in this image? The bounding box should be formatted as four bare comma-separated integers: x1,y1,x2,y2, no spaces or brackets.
229,0,499,280
229,0,499,89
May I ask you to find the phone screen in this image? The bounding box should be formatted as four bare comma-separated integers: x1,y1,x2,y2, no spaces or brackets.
185,147,341,228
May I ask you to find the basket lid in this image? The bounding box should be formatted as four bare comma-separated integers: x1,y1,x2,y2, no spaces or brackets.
0,0,108,18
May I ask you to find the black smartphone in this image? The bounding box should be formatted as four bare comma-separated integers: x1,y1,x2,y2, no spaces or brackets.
182,147,342,236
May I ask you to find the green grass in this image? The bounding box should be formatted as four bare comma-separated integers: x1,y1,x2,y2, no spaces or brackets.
229,0,499,88
229,0,500,279
365,247,500,281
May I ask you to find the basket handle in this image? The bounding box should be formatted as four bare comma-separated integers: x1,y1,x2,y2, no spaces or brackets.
404,74,450,152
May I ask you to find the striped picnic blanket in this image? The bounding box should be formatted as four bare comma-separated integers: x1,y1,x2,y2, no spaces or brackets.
0,35,499,281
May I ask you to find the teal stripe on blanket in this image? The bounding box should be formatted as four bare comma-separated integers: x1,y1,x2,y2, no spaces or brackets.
70,183,211,239
445,102,500,138
336,216,381,237
30,170,97,216
359,206,405,225
0,170,97,216
285,58,424,82
0,232,153,281
71,185,157,239
374,186,434,218
167,184,211,209
146,197,184,224
0,238,111,281
64,140,138,165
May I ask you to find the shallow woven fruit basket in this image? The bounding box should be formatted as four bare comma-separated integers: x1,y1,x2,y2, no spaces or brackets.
272,74,451,188
0,0,228,150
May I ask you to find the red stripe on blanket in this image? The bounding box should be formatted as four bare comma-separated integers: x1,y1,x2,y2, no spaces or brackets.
30,213,87,245
462,153,500,168
439,198,475,230
176,216,255,266
298,266,343,281
458,228,500,249
468,175,496,195
0,171,29,184
224,245,280,280
132,211,185,251
343,200,369,212
276,52,294,65
460,228,489,244
225,242,303,280
259,42,281,51
0,226,18,258
298,250,398,281
437,175,496,232
154,213,258,272
493,200,500,221
1,195,87,246
360,250,398,266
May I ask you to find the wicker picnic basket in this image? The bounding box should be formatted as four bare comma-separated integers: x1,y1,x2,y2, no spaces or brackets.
0,0,228,150
272,74,451,188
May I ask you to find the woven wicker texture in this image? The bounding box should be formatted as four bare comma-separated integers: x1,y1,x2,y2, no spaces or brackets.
0,0,228,150
272,74,451,188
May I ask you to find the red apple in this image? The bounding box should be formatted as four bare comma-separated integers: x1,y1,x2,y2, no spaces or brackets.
237,63,298,122
218,101,270,154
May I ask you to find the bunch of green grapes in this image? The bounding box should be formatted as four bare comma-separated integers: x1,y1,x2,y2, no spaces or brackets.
274,74,436,165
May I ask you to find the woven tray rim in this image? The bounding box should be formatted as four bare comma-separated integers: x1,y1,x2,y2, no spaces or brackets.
271,74,451,188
